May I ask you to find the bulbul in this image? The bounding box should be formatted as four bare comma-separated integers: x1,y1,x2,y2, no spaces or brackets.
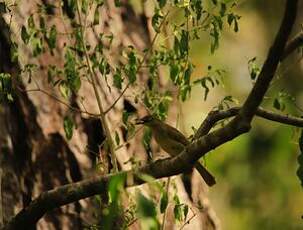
136,115,216,186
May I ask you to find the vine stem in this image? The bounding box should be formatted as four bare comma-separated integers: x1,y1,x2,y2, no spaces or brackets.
75,0,118,171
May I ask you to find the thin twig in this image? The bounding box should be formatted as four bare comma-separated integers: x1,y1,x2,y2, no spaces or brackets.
104,82,131,114
18,87,99,117
76,0,118,171
179,207,197,230
281,32,303,60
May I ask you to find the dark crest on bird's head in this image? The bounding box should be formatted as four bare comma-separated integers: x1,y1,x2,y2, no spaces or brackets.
135,115,154,125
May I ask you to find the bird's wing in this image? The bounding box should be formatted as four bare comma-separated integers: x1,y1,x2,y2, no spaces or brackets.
162,122,190,146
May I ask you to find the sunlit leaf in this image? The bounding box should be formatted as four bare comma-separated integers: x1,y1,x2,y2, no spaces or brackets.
160,191,168,213
137,193,157,218
63,116,74,140
158,0,167,8
113,69,123,89
47,25,57,50
93,7,100,25
21,26,30,44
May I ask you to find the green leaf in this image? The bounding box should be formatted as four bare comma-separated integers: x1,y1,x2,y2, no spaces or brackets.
174,204,183,221
32,37,43,57
227,13,241,32
220,3,226,16
113,69,123,89
62,0,76,19
160,191,168,213
115,131,120,146
227,13,233,25
191,0,203,21
81,0,88,13
21,26,30,44
64,49,81,92
137,193,157,218
28,15,35,29
180,30,189,56
179,84,191,101
210,22,220,53
96,0,104,7
93,7,100,25
39,16,46,33
10,43,18,63
183,204,189,220
63,116,74,140
248,57,260,80
201,79,210,101
143,127,152,152
184,65,192,84
101,60,111,75
47,25,57,50
151,8,163,33
158,0,167,8
114,0,122,7
273,98,281,110
169,64,179,84
59,81,71,99
108,174,125,203
39,3,56,14
126,51,137,84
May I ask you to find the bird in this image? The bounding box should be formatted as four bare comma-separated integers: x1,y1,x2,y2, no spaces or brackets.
135,115,216,186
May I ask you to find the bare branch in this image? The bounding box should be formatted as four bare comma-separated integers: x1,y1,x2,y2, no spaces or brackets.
21,87,99,117
281,32,303,60
195,107,303,139
104,82,131,114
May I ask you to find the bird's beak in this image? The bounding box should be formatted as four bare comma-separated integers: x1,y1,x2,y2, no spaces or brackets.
135,118,144,125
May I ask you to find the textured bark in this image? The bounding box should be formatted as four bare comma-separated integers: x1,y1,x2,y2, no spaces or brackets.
0,1,218,229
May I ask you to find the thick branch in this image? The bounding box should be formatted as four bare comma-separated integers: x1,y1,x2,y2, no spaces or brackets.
3,118,248,230
237,0,298,123
5,105,303,229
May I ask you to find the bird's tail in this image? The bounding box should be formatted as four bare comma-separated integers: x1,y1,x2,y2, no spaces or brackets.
194,163,216,186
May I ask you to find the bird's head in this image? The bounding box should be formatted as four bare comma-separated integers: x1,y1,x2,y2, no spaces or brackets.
135,115,158,126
